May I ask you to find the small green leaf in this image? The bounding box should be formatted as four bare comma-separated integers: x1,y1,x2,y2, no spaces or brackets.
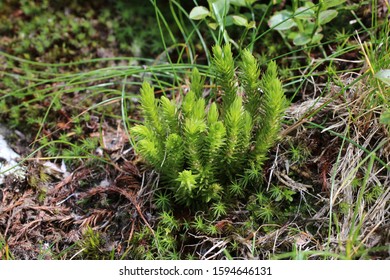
230,0,247,7
209,0,230,18
318,10,338,25
189,6,210,20
254,3,268,10
208,22,219,30
375,69,390,86
230,0,258,7
287,31,298,40
247,20,256,29
293,33,311,46
304,1,316,9
310,33,324,44
232,15,248,27
294,6,315,20
322,0,347,9
225,15,234,26
268,11,297,30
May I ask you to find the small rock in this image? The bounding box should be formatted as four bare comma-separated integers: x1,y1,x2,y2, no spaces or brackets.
0,126,26,184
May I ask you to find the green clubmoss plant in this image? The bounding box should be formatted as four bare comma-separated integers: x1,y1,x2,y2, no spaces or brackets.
131,44,287,208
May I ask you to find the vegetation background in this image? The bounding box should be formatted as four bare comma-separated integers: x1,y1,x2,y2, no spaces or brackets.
0,0,389,260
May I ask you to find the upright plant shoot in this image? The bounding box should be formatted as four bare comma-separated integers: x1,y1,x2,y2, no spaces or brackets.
131,44,287,208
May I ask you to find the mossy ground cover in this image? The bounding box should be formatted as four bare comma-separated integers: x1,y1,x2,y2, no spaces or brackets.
0,0,389,259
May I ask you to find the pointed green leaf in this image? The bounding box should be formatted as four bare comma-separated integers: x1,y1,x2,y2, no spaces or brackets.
208,102,219,125
247,20,256,29
190,67,205,99
208,22,219,30
131,125,154,139
189,6,210,20
232,15,248,27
